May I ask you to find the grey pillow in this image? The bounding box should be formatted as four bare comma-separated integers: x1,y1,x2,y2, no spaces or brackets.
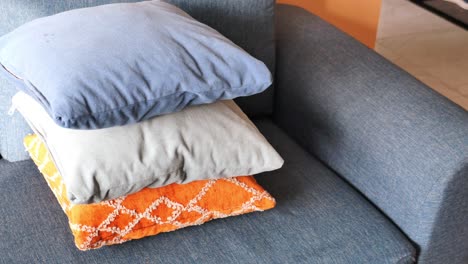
0,0,272,129
13,92,284,204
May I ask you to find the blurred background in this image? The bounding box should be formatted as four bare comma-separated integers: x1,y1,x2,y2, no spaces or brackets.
278,0,468,110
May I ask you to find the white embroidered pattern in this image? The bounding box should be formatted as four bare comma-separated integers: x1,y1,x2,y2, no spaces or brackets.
25,136,275,250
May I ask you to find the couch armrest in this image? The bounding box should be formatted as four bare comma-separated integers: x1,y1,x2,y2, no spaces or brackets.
274,4,468,263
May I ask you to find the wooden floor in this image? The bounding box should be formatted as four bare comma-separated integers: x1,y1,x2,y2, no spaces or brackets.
375,0,468,110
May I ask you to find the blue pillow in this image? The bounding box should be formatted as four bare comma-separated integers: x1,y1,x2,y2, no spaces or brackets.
0,0,272,129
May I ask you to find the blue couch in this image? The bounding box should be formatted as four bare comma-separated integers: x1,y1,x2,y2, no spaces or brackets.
1,1,467,263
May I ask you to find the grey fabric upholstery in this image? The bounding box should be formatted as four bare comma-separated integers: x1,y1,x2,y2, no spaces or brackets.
0,119,415,264
0,0,275,161
274,5,468,263
0,84,32,161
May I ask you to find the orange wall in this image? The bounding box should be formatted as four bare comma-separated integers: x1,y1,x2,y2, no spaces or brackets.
277,0,381,48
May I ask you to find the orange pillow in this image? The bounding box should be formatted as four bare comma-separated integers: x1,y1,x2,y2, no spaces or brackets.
24,134,276,250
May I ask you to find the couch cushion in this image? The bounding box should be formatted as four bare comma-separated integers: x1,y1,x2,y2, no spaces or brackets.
0,119,415,263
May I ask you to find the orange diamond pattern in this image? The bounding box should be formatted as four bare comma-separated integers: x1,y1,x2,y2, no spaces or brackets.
24,135,276,250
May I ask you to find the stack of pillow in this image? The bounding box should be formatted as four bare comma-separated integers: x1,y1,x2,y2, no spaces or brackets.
0,0,283,250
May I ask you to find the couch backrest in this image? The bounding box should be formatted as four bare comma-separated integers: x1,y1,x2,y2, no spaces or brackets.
0,0,275,116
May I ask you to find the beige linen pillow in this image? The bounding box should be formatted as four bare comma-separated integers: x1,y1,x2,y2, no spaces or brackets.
13,92,283,204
